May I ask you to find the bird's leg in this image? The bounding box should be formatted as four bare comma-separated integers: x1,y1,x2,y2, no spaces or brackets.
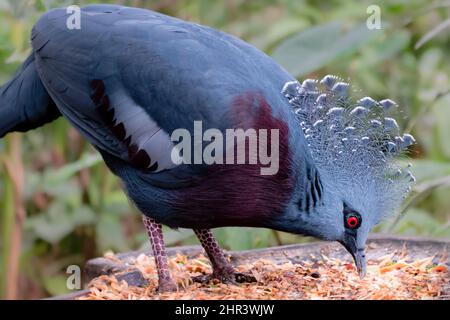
193,229,256,284
142,215,177,292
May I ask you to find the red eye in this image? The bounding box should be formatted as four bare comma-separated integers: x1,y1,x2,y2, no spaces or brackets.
346,215,359,229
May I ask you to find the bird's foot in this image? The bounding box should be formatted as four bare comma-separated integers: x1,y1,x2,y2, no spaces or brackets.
157,279,178,293
233,272,257,283
192,269,256,285
192,229,256,285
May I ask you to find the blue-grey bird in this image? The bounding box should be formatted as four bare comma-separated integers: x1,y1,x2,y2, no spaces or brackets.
0,4,415,291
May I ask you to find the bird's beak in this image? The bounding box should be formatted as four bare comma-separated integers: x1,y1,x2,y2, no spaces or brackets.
339,233,367,279
353,249,366,279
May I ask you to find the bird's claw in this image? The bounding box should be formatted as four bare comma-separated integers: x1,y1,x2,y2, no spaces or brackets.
191,274,217,284
157,280,178,293
192,271,256,285
234,272,257,283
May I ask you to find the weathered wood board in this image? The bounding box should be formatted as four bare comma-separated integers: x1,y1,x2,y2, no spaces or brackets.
50,235,450,300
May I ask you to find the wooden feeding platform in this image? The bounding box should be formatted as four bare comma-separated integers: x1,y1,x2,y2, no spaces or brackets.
51,235,449,300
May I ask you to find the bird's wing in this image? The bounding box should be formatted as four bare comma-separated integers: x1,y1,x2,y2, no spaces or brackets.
31,6,129,160
31,5,295,186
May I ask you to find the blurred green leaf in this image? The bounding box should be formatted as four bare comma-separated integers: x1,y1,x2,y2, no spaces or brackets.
389,175,450,231
96,213,128,253
368,30,411,63
26,204,96,243
42,275,70,296
164,229,195,246
213,227,273,251
272,22,381,77
34,0,46,12
411,159,450,182
433,94,450,158
389,208,447,237
415,18,450,49
42,153,102,187
251,17,307,51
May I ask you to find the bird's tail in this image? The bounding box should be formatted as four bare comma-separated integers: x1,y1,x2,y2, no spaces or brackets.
0,54,61,138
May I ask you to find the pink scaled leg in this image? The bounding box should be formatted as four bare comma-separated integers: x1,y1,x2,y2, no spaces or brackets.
193,229,256,284
142,215,177,292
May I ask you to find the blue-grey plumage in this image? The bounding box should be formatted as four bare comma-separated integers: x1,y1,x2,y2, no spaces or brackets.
0,54,60,137
0,4,415,289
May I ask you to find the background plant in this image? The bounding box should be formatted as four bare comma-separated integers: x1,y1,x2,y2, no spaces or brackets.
0,0,449,299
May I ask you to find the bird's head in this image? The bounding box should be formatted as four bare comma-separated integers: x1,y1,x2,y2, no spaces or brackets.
282,75,416,278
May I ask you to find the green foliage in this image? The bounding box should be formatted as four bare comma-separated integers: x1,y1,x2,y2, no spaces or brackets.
272,22,379,77
0,0,449,298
